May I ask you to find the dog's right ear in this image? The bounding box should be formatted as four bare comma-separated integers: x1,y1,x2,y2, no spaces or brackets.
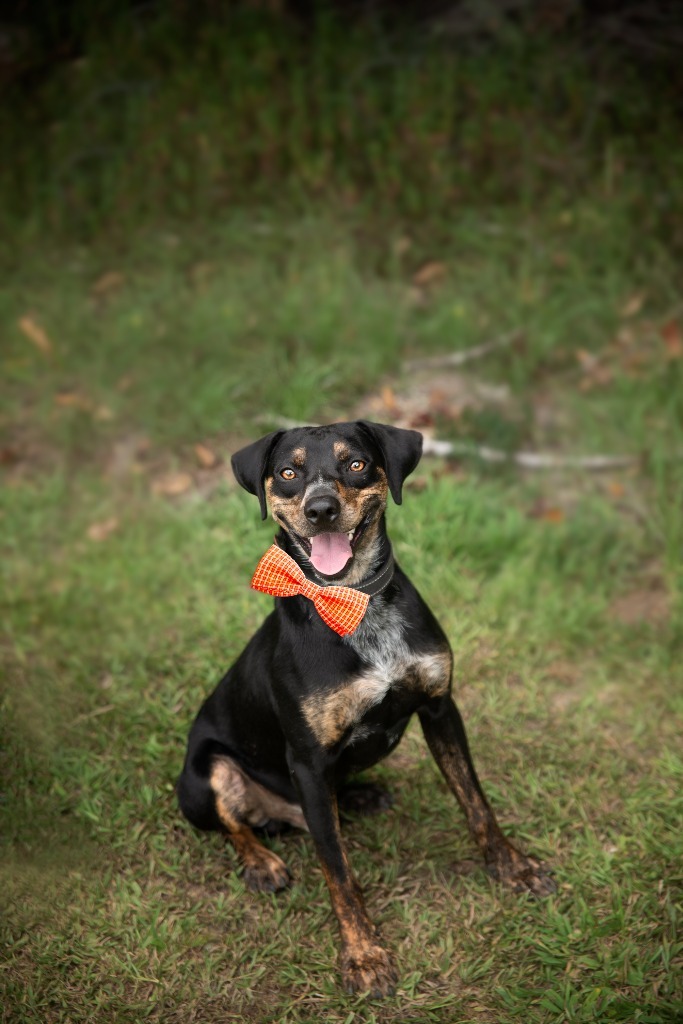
231,431,285,520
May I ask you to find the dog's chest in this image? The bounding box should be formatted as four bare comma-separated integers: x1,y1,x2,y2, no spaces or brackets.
301,599,451,747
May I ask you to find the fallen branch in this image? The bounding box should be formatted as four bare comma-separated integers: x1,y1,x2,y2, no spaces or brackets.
255,415,642,473
254,414,318,431
422,437,640,471
404,329,523,372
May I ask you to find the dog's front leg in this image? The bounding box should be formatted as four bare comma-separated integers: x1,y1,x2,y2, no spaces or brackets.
419,695,555,897
289,756,398,997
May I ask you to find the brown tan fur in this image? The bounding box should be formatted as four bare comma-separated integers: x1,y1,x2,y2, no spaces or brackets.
265,476,305,533
301,649,451,746
210,755,307,830
315,798,398,996
265,469,389,584
209,756,307,891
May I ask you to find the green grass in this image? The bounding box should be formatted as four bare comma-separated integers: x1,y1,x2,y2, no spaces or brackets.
2,8,683,1023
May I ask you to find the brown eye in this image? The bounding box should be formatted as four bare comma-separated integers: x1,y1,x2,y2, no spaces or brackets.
280,468,297,480
349,460,366,473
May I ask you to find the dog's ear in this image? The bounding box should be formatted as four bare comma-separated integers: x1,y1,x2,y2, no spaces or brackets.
231,431,285,520
357,421,423,505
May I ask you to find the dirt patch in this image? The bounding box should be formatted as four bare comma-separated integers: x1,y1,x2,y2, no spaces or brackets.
351,366,517,432
609,586,670,627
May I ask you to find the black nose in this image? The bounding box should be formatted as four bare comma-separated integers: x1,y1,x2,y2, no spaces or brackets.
304,494,341,526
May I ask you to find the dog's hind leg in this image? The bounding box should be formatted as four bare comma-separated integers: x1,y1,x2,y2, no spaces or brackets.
209,756,305,893
419,695,556,897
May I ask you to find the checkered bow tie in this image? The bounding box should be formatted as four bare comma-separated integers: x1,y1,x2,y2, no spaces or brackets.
251,543,370,637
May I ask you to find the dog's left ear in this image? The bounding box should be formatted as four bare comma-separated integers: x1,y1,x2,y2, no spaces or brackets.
357,420,423,505
231,430,285,520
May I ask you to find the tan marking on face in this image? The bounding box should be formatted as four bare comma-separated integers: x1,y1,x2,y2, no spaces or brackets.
266,476,306,531
291,447,307,468
211,755,307,831
342,518,381,585
336,467,387,521
266,467,388,580
334,441,350,461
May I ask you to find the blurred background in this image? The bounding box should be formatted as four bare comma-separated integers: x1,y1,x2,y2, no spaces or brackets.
1,3,682,1022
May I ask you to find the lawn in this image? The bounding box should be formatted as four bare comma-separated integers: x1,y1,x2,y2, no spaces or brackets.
1,7,682,1023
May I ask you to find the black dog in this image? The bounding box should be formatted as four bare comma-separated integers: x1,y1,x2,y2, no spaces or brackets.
177,420,554,997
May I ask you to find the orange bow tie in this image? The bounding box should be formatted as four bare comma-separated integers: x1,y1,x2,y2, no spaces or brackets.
251,543,369,637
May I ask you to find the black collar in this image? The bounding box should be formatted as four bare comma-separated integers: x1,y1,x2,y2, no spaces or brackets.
277,534,396,598
351,546,395,597
310,544,395,597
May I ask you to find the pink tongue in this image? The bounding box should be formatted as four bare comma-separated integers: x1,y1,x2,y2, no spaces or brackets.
310,533,352,575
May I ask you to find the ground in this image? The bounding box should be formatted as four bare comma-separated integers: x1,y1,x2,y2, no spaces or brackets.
1,11,682,1023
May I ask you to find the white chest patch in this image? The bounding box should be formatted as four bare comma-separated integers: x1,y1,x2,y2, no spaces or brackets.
301,597,452,746
344,595,411,679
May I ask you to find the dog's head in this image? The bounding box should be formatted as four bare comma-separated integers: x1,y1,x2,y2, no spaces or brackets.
231,421,422,583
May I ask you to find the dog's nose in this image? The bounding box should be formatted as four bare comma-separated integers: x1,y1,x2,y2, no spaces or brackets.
304,494,341,526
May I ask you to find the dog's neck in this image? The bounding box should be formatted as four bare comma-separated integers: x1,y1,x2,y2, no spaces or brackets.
276,515,394,593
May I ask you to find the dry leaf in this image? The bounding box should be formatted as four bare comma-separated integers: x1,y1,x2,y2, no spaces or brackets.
19,315,53,355
87,517,119,542
380,386,399,413
55,391,93,411
614,326,636,349
620,292,646,318
576,349,613,389
412,261,447,287
152,471,193,496
576,349,598,371
405,476,429,492
194,443,219,468
660,319,683,359
408,412,435,429
0,446,20,466
528,499,565,523
541,506,565,523
91,271,125,297
393,236,412,258
429,387,448,407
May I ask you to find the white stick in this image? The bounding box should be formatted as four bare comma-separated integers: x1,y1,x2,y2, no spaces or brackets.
422,437,640,470
256,415,644,472
404,330,522,371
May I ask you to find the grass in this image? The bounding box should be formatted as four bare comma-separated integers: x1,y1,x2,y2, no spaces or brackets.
2,6,683,1023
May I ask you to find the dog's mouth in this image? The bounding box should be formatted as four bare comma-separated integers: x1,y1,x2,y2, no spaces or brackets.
295,515,372,579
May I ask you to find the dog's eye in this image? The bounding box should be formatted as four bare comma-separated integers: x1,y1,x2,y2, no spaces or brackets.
280,468,297,480
349,460,366,473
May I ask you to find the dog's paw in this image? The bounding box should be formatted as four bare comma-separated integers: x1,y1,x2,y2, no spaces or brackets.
487,846,556,898
242,849,292,894
339,943,398,998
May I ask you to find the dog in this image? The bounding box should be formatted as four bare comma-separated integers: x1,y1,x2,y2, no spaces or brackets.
177,420,555,997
